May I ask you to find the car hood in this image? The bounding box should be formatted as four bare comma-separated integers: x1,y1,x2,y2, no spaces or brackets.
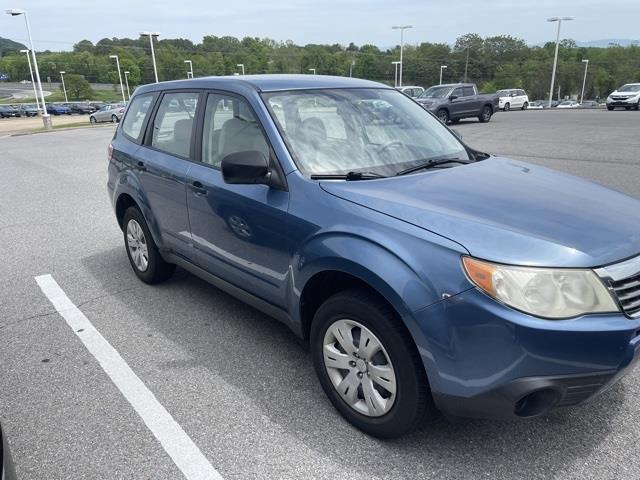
320,157,640,268
611,90,639,97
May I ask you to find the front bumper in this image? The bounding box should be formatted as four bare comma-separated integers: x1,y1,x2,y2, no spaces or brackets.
412,288,640,419
607,97,639,107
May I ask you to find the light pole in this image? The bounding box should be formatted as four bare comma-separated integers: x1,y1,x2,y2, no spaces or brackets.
308,68,316,75
547,16,574,108
391,61,400,87
439,65,448,85
184,60,193,78
7,8,50,128
124,71,131,100
59,71,68,103
110,55,126,104
580,59,589,104
19,49,39,110
392,25,413,87
349,60,355,77
140,32,160,83
237,63,245,75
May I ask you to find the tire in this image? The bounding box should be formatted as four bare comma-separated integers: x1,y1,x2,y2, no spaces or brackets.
478,105,493,123
89,116,97,124
607,106,614,111
503,102,510,111
310,289,434,438
635,101,640,111
111,114,118,123
122,207,175,284
436,109,449,124
522,102,528,110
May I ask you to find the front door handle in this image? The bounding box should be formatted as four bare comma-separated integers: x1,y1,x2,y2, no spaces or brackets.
135,161,147,172
190,181,207,196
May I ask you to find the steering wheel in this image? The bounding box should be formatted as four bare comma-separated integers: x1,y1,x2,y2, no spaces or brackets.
376,140,406,154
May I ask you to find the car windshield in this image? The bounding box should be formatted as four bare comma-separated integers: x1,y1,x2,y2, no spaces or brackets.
263,88,469,176
618,84,640,92
418,86,452,99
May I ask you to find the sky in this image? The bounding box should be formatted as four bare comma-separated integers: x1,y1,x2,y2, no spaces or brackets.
2,0,639,51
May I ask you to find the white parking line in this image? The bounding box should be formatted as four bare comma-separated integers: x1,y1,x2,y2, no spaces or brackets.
35,274,224,480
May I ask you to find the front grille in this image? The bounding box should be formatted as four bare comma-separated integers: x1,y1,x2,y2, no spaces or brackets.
610,274,640,317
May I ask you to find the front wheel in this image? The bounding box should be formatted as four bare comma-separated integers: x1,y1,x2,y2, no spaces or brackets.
89,116,97,124
111,114,118,123
522,102,528,110
310,289,434,438
607,106,614,111
436,109,449,124
478,105,493,123
122,207,175,284
503,102,510,111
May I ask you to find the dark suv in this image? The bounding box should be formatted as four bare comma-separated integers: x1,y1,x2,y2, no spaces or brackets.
108,75,640,438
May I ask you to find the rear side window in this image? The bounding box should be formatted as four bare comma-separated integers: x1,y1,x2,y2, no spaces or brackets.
121,94,154,142
151,92,199,158
462,86,475,97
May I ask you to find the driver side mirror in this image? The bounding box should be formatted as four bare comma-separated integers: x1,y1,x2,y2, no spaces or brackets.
221,150,271,185
449,95,458,101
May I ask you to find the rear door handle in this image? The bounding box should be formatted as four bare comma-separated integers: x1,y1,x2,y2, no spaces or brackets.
190,180,207,196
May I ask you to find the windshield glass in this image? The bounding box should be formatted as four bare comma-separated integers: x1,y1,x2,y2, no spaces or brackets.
263,88,469,176
418,86,452,99
619,84,640,92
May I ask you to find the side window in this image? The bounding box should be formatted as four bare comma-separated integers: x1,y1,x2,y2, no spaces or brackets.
452,87,464,98
151,91,199,158
519,90,526,97
201,93,270,167
121,94,154,142
462,86,475,97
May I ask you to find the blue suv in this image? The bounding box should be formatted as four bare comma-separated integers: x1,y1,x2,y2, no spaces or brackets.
108,75,640,438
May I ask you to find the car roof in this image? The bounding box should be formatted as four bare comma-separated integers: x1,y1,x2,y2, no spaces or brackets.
135,74,389,96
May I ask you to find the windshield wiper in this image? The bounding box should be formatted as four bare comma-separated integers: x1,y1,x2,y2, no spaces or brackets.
395,158,470,176
310,171,387,181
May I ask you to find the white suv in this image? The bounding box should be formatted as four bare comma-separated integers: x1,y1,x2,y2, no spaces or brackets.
606,83,640,111
497,89,529,111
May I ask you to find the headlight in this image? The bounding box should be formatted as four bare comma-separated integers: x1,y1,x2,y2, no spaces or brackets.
462,256,618,319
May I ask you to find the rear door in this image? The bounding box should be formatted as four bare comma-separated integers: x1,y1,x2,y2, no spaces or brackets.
134,90,202,260
185,91,291,306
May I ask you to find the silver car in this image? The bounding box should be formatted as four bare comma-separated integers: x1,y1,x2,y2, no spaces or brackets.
89,104,126,123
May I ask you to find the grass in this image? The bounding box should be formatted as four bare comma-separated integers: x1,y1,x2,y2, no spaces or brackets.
1,88,125,105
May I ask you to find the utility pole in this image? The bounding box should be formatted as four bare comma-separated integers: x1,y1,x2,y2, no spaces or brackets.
464,48,470,83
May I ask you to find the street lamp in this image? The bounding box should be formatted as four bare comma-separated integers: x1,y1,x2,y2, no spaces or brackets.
19,49,39,110
439,65,448,85
391,61,401,87
391,24,413,87
236,63,245,75
110,55,126,104
349,60,356,78
580,59,589,104
547,16,574,108
308,68,316,75
59,71,68,103
140,32,160,83
184,60,193,79
7,8,50,128
124,71,131,100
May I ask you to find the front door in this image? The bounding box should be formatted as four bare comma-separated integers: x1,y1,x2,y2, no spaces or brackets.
186,92,291,307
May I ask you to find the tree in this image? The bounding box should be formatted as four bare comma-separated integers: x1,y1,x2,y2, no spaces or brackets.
62,74,94,100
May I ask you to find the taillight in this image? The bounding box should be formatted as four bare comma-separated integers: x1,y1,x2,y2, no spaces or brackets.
119,108,124,113
108,143,113,161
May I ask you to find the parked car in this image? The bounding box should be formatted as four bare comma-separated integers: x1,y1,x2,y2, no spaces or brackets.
415,83,499,123
606,83,640,110
527,100,545,110
89,102,107,111
1,420,16,480
47,103,72,115
396,86,425,98
579,100,600,109
497,89,529,111
67,103,95,114
0,105,21,118
556,100,580,109
90,104,125,123
17,103,39,116
109,75,640,439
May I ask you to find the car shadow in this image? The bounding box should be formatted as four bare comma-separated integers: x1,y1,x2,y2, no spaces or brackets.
82,246,626,478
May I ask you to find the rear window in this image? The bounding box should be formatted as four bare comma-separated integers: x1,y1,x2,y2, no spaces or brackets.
121,94,154,142
150,92,199,158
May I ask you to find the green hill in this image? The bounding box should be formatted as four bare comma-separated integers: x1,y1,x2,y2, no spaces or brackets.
0,37,27,56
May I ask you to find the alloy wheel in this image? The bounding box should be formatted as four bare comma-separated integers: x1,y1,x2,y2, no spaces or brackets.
126,219,149,272
323,319,397,417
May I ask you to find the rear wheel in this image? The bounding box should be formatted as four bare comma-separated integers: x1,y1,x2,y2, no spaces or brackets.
504,102,510,111
478,105,493,123
89,116,97,124
310,289,434,438
122,207,175,284
436,109,449,124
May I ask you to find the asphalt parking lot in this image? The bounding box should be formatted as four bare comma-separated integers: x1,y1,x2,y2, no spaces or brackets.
1,109,640,479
